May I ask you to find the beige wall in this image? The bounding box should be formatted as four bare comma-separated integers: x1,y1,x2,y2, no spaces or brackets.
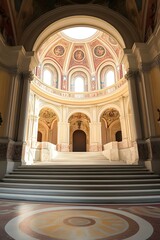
149,67,160,135
0,70,12,137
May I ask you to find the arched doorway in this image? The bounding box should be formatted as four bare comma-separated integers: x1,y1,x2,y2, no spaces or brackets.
73,130,86,152
68,112,90,152
100,108,121,148
37,107,58,144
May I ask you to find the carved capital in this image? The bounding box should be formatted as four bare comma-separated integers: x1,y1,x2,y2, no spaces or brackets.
19,71,34,82
140,62,151,72
151,54,160,68
125,69,140,80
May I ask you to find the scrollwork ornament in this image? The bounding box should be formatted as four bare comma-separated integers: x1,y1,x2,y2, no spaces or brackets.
125,69,140,80
19,71,34,82
151,54,160,68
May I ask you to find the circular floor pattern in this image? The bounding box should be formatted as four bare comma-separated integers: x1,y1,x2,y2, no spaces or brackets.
5,206,153,240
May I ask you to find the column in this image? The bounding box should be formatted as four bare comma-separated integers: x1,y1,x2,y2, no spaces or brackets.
125,70,142,140
119,96,127,141
17,71,34,142
89,122,102,151
140,64,156,137
57,121,70,151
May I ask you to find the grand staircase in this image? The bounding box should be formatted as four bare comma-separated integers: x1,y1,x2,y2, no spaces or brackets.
0,159,160,203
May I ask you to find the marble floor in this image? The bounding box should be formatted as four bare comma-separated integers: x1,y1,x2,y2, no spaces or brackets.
0,199,160,240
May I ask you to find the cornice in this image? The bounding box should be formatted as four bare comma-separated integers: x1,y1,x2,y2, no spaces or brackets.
140,54,160,72
0,34,38,72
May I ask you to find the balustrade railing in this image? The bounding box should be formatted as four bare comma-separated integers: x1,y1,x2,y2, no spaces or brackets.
32,76,127,99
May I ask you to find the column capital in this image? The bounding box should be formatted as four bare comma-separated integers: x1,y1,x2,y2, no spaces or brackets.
125,69,140,80
151,54,160,68
139,54,160,73
18,71,34,83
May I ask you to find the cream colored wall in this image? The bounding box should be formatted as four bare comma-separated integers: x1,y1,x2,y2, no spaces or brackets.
149,67,160,135
25,88,132,161
0,71,11,137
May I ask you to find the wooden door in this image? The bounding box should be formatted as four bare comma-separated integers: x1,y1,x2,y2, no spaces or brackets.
73,130,86,152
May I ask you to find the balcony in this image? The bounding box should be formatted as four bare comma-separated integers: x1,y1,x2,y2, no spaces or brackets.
31,76,128,104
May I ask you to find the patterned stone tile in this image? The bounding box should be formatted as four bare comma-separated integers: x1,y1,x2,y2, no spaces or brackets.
0,200,160,240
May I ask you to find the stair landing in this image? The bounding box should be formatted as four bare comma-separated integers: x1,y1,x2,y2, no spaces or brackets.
34,151,125,165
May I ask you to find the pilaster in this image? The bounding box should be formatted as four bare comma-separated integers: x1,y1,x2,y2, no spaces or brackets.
0,36,38,174
89,122,102,151
57,121,70,151
125,69,142,140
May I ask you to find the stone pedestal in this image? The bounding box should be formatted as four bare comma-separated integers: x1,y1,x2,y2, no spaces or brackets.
0,138,22,179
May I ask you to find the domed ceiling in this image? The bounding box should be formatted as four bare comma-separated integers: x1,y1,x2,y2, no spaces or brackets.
37,27,123,76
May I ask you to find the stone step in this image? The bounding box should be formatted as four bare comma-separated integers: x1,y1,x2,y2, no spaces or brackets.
4,173,159,180
2,163,160,203
1,182,160,190
0,192,160,204
2,177,160,184
18,164,144,169
1,187,160,197
11,170,151,175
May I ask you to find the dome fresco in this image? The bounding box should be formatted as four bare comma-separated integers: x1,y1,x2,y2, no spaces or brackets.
38,27,123,67
37,27,124,92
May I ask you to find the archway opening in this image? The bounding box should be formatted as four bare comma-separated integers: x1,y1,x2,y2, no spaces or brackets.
68,112,90,152
37,107,58,145
73,130,86,152
100,108,121,149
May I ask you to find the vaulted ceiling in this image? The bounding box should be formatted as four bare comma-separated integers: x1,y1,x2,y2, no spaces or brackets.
0,0,159,46
38,28,123,74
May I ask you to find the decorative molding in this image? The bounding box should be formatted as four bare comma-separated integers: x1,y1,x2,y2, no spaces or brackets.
137,141,149,161
13,144,23,161
57,143,69,152
0,140,23,162
125,69,140,80
140,54,160,72
151,54,160,68
0,35,38,74
19,71,34,82
0,143,8,160
140,62,151,72
149,138,160,160
89,144,102,152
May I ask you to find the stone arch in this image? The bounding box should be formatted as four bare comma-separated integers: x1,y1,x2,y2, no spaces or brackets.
98,104,121,122
20,5,140,52
100,107,121,147
38,103,60,121
67,109,91,123
37,107,58,145
68,112,90,152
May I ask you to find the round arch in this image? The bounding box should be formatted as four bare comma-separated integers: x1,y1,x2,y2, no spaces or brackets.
67,110,91,123
38,103,60,121
98,104,121,122
41,59,62,89
20,4,140,52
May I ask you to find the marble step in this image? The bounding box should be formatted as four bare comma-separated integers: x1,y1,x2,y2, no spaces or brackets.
1,182,160,190
3,178,160,184
11,170,152,175
2,163,160,203
18,164,144,169
4,173,159,179
1,187,160,197
0,192,160,204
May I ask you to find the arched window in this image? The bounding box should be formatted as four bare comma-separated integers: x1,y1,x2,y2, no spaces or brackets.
43,69,52,86
43,64,58,88
100,65,116,89
105,70,115,87
74,76,85,92
70,71,88,92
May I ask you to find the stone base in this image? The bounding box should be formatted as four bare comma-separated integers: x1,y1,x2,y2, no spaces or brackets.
137,137,160,173
0,138,23,179
103,141,138,164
